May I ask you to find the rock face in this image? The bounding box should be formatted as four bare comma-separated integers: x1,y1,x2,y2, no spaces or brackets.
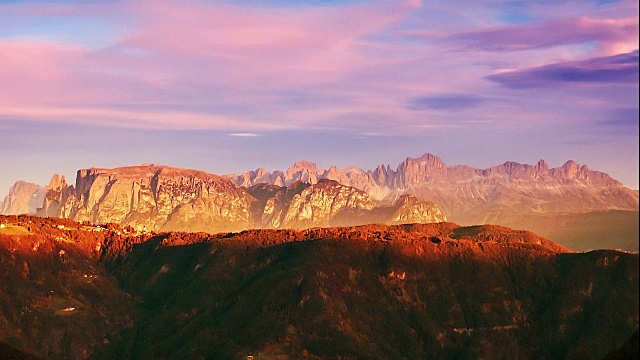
248,180,446,229
38,165,254,233
227,153,639,225
1,181,45,215
384,194,447,225
37,174,69,218
37,165,446,233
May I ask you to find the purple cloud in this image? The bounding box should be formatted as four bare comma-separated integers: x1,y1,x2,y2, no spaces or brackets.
598,108,639,127
445,17,637,52
407,94,487,111
486,50,639,88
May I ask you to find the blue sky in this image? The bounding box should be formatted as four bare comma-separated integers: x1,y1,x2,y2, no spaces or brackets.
0,0,638,192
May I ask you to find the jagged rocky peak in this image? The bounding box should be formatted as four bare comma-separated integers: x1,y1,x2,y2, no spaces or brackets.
415,152,446,167
562,160,580,175
0,181,46,215
47,173,67,189
288,160,317,171
284,160,319,185
394,153,448,187
535,159,549,173
398,153,446,174
549,159,617,185
36,173,72,218
321,165,342,179
482,160,544,178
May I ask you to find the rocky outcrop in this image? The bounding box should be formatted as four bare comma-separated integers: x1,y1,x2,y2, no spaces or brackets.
249,179,377,229
36,165,447,234
227,153,639,225
36,174,69,218
37,165,254,233
383,194,446,225
1,181,45,215
230,160,319,187
248,180,446,229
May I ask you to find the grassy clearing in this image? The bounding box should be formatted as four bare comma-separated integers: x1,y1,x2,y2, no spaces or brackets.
0,224,30,236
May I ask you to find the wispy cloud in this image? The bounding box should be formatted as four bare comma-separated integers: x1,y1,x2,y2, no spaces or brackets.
227,133,262,137
0,0,421,131
486,50,639,88
444,16,638,52
597,108,640,127
407,94,488,111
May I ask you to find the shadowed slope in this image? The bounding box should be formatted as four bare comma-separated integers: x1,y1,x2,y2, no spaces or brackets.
95,224,636,360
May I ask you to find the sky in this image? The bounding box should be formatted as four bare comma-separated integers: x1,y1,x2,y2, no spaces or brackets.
0,0,638,194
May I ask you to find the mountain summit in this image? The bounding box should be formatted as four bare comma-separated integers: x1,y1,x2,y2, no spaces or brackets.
0,181,45,215
227,152,638,225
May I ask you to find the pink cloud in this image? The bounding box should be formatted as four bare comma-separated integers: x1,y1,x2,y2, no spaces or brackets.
115,0,416,84
0,0,423,131
1,0,635,136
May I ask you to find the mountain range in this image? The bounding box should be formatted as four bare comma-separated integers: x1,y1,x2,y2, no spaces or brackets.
31,164,445,234
1,152,637,251
228,153,638,224
0,215,637,359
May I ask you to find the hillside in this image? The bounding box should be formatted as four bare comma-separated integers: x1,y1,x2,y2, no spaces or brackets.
2,215,634,359
0,215,140,359
94,224,637,359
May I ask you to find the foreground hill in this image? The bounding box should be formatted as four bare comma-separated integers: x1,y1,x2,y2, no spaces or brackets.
33,165,445,234
95,225,637,359
3,215,632,359
0,216,139,359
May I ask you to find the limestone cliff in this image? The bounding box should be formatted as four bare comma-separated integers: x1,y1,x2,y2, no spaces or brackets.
36,174,70,218
36,165,447,234
1,181,45,215
248,179,446,229
41,165,254,233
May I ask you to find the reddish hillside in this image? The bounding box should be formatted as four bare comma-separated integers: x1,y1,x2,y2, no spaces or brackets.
0,215,636,359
